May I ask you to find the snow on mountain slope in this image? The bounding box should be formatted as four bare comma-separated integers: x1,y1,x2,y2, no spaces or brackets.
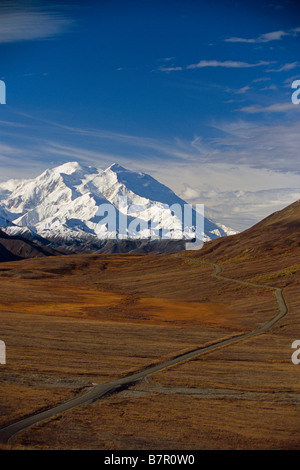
0,206,14,228
0,162,237,252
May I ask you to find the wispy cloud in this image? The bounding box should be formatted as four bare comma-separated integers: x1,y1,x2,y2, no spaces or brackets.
269,62,300,72
186,60,272,69
259,84,277,91
0,2,73,43
8,108,300,176
210,118,300,174
0,120,28,128
239,102,297,113
196,186,300,231
225,27,300,44
235,85,251,94
252,77,271,83
158,59,273,72
158,66,183,72
40,142,122,167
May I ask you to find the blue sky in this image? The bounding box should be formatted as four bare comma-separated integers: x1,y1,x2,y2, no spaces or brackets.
1,0,300,230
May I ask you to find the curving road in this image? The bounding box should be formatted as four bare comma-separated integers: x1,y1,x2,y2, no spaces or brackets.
0,257,288,444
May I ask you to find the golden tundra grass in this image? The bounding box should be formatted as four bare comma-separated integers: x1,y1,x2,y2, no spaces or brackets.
0,246,299,449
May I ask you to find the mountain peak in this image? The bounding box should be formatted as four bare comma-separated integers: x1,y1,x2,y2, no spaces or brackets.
52,161,83,175
48,161,98,178
0,161,235,252
107,163,130,173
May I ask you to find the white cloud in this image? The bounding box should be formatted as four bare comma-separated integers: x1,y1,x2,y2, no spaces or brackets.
260,30,288,41
157,163,300,231
269,62,300,72
259,84,277,91
158,59,273,73
158,66,183,72
225,28,297,44
0,3,73,43
235,86,251,94
186,60,271,69
209,119,300,175
200,186,300,231
239,102,298,113
252,77,271,83
161,57,176,62
180,184,201,201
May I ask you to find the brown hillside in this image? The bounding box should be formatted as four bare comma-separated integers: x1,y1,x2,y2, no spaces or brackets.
195,199,300,262
0,230,57,262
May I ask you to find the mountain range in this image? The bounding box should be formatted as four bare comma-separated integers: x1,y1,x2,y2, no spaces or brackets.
0,162,236,255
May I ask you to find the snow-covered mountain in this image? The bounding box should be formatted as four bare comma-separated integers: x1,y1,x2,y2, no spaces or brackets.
0,162,237,253
0,206,14,228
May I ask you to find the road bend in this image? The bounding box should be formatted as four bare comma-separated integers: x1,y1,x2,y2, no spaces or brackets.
0,257,288,444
